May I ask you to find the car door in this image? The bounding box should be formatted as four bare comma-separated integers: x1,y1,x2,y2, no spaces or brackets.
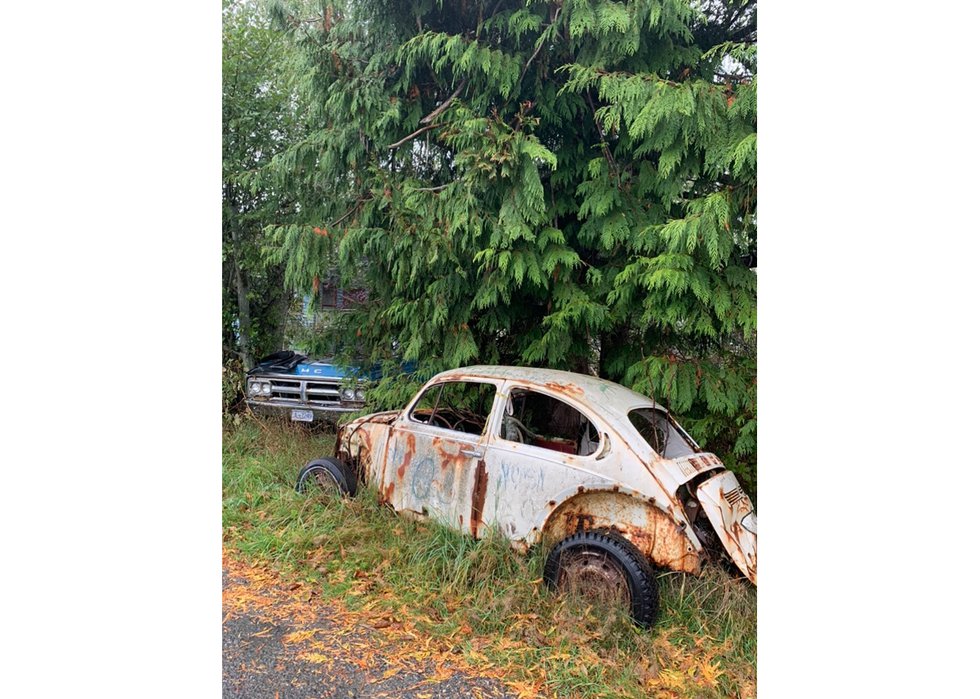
382,379,500,534
478,383,614,540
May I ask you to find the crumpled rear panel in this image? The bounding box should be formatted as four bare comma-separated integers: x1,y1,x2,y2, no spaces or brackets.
696,471,757,583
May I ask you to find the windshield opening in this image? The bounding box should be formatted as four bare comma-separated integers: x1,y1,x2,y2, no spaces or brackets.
628,408,697,459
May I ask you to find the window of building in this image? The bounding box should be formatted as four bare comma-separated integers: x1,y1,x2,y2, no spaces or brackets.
320,283,367,310
319,283,339,309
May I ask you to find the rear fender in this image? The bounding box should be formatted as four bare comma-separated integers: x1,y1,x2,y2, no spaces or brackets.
540,489,704,574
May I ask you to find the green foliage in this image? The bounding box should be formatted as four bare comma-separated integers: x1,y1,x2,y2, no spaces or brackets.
222,358,246,415
263,0,757,482
223,0,303,364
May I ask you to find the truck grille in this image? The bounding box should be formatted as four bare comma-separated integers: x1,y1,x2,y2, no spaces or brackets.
269,378,343,406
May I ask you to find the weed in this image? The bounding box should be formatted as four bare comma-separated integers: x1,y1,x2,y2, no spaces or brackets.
222,417,757,698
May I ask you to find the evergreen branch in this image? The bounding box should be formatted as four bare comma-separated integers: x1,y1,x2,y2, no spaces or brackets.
385,77,466,151
590,67,682,88
585,90,617,176
518,3,561,86
518,34,546,85
714,71,753,84
420,80,466,124
475,0,505,39
330,199,368,227
387,123,442,149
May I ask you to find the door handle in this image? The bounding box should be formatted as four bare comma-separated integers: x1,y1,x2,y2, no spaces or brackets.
460,448,484,459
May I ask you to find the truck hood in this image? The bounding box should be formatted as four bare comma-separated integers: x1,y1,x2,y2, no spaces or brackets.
293,361,358,379
248,351,375,380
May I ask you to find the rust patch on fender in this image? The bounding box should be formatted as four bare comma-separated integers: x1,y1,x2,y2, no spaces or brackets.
358,428,374,458
622,506,700,574
561,511,595,533
470,460,489,537
544,491,702,576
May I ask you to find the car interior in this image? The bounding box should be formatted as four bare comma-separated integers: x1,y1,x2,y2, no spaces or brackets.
499,388,600,456
410,382,601,457
409,381,496,435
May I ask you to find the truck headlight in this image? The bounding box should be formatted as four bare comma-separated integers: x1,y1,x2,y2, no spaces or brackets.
354,389,365,401
341,387,356,401
249,380,271,396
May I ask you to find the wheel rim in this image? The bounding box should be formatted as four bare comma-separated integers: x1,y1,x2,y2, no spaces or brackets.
304,467,341,494
557,548,630,607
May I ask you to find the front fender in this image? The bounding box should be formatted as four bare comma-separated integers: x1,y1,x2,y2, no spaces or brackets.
336,411,400,488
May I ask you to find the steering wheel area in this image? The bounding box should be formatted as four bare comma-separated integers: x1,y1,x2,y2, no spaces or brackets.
428,412,453,429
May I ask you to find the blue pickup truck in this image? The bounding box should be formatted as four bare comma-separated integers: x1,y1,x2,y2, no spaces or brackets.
245,351,375,423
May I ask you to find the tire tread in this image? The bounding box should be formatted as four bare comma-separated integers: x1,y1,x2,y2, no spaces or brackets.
296,457,357,496
543,529,659,627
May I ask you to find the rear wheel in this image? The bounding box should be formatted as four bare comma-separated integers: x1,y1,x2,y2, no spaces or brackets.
544,530,659,627
296,458,357,496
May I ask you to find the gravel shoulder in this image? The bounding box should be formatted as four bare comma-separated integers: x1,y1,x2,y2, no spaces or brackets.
222,550,517,699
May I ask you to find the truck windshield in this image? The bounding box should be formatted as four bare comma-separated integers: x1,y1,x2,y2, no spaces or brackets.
628,408,697,458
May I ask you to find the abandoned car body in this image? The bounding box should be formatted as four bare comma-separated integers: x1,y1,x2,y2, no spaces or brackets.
297,365,757,626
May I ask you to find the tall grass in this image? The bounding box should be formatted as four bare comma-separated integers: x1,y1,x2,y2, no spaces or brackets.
223,418,757,698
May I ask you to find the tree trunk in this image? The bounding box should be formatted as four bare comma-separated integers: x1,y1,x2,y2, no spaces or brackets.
267,264,291,353
599,322,632,381
230,225,255,370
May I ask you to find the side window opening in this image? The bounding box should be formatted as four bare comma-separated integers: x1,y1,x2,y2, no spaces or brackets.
499,388,599,456
410,381,496,435
410,383,443,424
628,408,696,459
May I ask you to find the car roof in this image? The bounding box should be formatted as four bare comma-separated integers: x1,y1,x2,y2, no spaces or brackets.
431,365,665,419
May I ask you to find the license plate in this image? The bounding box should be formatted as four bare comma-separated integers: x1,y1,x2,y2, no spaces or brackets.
290,409,314,422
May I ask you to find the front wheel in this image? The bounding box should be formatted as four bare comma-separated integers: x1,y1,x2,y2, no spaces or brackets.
296,457,357,497
543,530,659,627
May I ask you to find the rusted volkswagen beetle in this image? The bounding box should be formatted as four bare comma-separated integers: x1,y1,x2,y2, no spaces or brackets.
297,365,756,626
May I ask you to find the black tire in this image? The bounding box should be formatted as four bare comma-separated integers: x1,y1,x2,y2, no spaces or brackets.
296,457,357,496
543,530,659,628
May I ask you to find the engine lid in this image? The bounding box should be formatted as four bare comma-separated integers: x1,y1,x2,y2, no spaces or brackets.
695,470,757,584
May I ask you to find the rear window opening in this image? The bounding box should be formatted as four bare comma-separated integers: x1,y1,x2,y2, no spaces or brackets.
629,408,696,459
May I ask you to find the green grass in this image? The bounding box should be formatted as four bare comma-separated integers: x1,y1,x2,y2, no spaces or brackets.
223,417,757,698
